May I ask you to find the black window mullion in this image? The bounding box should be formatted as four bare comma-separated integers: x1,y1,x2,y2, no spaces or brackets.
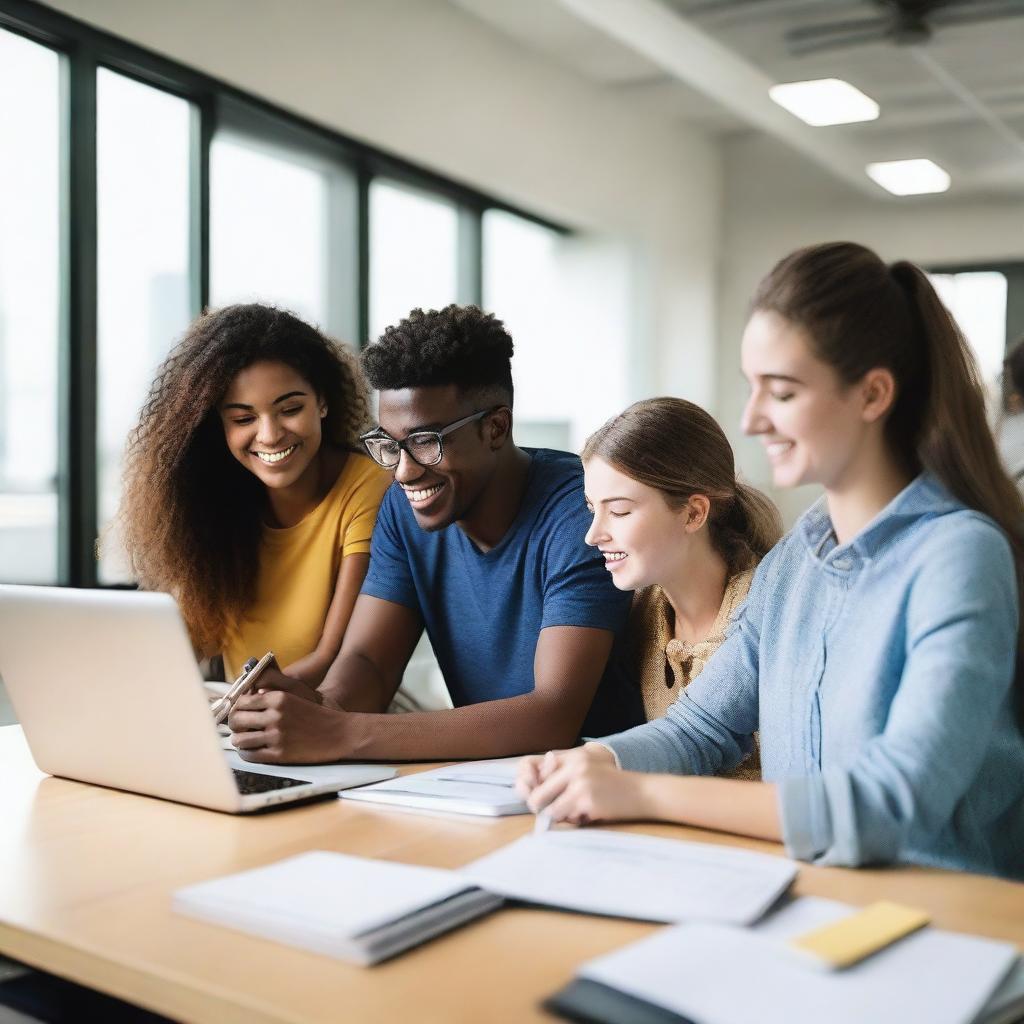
356,164,372,348
191,95,214,314
457,206,483,308
1001,266,1024,352
60,40,98,589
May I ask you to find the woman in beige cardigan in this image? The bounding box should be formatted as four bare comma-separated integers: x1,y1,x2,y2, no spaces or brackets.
581,398,782,778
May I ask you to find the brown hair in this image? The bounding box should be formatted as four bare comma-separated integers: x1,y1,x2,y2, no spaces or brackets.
582,397,782,574
753,241,1024,721
111,303,371,657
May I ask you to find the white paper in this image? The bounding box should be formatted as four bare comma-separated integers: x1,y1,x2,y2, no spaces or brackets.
174,850,475,942
579,896,1019,1024
462,829,797,924
340,758,528,816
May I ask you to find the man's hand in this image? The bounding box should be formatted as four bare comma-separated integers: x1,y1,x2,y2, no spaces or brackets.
251,667,349,712
250,666,323,704
228,689,351,764
516,743,645,825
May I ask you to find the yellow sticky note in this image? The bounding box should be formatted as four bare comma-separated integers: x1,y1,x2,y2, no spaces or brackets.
789,901,930,970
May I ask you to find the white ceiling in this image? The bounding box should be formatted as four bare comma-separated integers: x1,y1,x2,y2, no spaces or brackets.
451,0,1024,200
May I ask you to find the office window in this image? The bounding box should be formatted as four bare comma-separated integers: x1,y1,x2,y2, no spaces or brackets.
483,210,571,450
369,180,459,341
96,69,194,582
0,29,61,583
484,210,629,452
0,2,560,588
930,271,1008,387
211,135,330,327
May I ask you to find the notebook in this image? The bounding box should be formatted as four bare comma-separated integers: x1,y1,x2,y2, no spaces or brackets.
545,896,1020,1024
172,851,502,965
462,830,797,924
339,757,528,817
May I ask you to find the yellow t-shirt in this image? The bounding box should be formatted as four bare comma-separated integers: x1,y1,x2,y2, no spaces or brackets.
222,453,391,679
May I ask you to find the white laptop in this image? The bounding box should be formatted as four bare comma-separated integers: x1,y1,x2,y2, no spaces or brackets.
0,585,396,813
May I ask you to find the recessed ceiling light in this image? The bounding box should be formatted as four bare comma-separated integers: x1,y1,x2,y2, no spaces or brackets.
768,78,879,127
866,159,951,196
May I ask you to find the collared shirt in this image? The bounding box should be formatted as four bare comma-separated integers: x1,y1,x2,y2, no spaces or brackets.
601,474,1024,879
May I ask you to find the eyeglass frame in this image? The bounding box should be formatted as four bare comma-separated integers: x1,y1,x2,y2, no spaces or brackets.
359,405,507,469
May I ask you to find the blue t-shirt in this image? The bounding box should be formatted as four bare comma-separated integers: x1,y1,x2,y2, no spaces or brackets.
361,448,643,737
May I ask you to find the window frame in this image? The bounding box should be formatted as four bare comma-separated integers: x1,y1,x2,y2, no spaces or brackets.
0,0,567,588
928,260,1024,355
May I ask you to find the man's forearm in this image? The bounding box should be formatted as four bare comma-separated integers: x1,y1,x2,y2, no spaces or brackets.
339,693,584,761
318,652,395,713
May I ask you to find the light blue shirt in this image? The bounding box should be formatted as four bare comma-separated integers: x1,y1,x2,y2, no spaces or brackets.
601,475,1024,879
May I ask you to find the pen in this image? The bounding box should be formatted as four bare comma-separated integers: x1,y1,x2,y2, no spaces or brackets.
210,651,276,726
532,749,559,833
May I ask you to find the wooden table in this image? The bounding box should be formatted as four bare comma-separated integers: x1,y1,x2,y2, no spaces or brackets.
0,725,1021,1024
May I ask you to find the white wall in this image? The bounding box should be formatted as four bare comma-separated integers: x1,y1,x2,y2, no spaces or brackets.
43,0,723,412
717,132,1024,525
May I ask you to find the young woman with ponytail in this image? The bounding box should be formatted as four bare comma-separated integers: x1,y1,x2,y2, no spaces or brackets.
518,241,1024,879
580,398,780,779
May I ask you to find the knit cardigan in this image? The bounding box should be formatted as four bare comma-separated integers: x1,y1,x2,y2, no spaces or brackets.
626,569,761,780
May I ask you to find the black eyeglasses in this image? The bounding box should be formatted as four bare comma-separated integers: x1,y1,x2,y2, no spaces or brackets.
360,407,504,469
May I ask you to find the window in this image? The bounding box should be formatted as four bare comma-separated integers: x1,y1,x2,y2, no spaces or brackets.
483,210,570,450
0,28,61,584
211,135,330,328
483,210,628,451
0,2,562,588
930,271,1008,387
96,69,194,582
369,180,459,341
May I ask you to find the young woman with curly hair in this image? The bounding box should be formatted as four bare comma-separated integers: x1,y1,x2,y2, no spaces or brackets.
113,303,391,683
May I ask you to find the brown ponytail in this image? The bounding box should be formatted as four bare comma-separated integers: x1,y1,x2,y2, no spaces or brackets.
754,242,1024,723
582,397,782,574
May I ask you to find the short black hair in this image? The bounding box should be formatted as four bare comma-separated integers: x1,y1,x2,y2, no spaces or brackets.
362,305,514,405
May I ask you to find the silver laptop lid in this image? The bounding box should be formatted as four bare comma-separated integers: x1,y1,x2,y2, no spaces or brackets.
0,586,241,811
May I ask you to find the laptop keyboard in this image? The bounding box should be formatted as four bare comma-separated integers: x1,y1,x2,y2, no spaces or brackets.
231,768,310,794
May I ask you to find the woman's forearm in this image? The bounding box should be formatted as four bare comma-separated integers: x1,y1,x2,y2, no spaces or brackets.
637,774,782,842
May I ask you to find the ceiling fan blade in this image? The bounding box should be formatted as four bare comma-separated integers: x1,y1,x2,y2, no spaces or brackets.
677,0,791,14
786,16,889,40
787,26,899,55
932,2,1024,26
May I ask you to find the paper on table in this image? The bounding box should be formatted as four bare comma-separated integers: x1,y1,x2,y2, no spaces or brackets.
173,850,499,964
340,758,528,816
577,897,1019,1024
462,829,797,924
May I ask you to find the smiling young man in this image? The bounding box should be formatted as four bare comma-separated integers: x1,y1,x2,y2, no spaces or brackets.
229,305,643,763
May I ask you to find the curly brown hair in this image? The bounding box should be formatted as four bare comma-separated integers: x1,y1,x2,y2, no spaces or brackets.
111,304,371,657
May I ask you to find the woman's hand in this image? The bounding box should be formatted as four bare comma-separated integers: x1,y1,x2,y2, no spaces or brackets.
516,744,649,825
516,743,615,795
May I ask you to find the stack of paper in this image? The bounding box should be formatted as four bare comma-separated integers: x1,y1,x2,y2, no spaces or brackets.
462,830,797,924
545,896,1021,1024
340,758,528,817
173,851,502,965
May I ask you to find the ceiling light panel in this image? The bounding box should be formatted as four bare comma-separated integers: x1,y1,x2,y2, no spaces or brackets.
768,78,879,127
865,159,951,196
